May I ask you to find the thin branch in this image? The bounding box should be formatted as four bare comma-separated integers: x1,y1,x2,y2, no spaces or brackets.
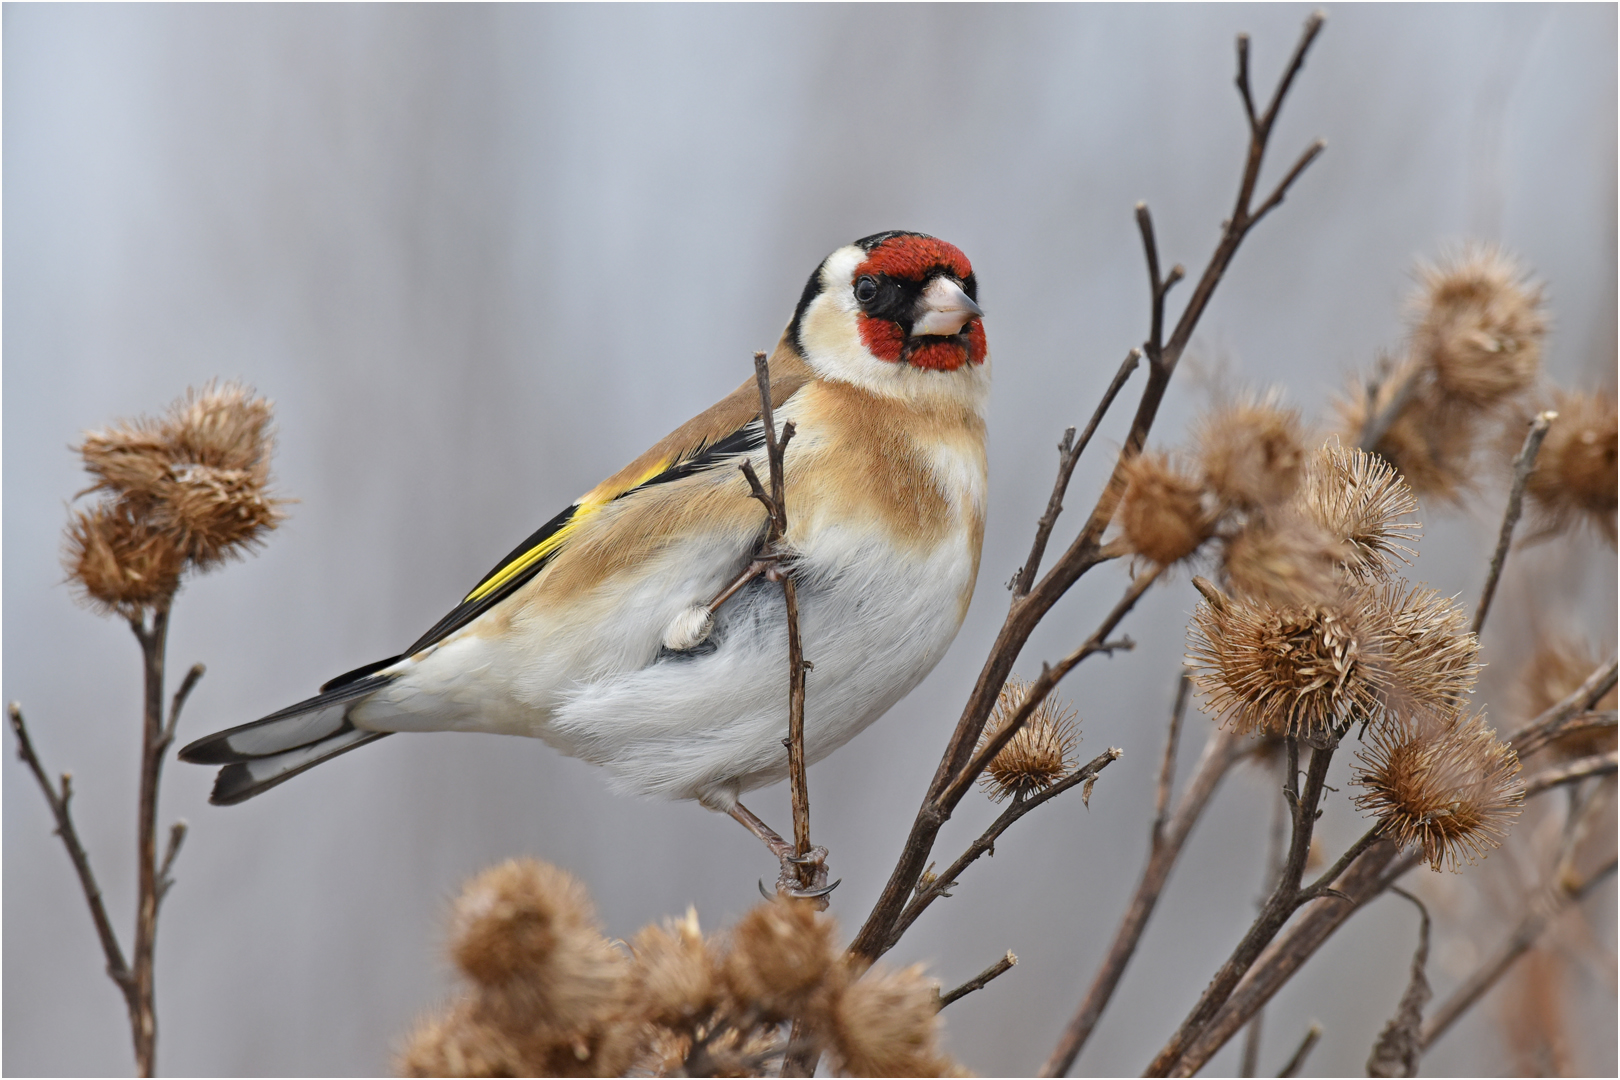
851,10,1326,967
1147,728,1343,1076
939,951,1018,1009
1356,360,1424,451
894,749,1123,947
1522,749,1618,798
1275,1021,1321,1078
1249,139,1327,224
1039,727,1246,1077
1420,856,1617,1051
1297,826,1384,904
8,702,136,1001
1471,411,1555,636
1511,655,1619,758
155,820,188,906
1153,673,1193,843
1234,34,1258,129
159,662,205,755
1014,350,1141,598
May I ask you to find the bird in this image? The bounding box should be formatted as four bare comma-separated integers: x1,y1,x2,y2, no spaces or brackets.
180,230,989,888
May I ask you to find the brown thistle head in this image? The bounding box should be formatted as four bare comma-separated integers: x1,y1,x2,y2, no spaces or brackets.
1522,388,1618,545
1118,451,1214,566
719,898,840,1022
628,907,719,1031
1300,441,1421,579
977,676,1079,803
1410,247,1545,409
822,962,952,1078
1353,708,1523,871
1186,578,1380,739
1219,514,1344,609
65,382,286,613
1197,394,1307,511
1334,368,1479,504
1366,582,1480,718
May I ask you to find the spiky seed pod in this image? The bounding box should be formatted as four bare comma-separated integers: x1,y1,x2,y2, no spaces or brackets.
1197,395,1307,510
1186,578,1381,739
1524,388,1618,544
447,858,627,1037
398,1004,528,1078
1367,582,1480,717
1411,247,1545,409
1515,637,1619,760
822,963,953,1078
719,898,839,1022
74,381,285,572
1219,515,1344,609
628,907,718,1029
63,501,186,614
1118,451,1212,565
1335,371,1478,503
976,676,1079,803
1300,442,1421,579
1353,708,1523,871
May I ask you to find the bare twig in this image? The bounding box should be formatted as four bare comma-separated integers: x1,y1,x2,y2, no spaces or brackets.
1147,724,1346,1077
894,749,1123,948
939,950,1019,1009
155,820,189,907
160,662,205,754
1013,349,1141,598
1153,674,1192,843
1357,361,1425,451
1039,727,1246,1077
1240,758,1290,1077
130,606,174,1077
1511,655,1619,758
1471,411,1555,636
1276,1021,1322,1078
1365,887,1431,1078
8,703,136,1003
1420,856,1617,1051
1522,749,1618,797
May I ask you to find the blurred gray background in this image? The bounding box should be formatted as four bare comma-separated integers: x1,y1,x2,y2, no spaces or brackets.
5,4,1615,1076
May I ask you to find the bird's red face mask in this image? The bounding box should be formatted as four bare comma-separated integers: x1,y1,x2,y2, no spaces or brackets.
852,235,988,372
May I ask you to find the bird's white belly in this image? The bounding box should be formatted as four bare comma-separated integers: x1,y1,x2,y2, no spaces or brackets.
526,526,976,804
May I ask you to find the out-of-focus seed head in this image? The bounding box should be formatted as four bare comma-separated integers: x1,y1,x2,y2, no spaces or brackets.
1219,515,1344,609
823,963,953,1078
63,502,185,615
1524,389,1618,545
1301,442,1421,579
447,858,626,1035
1353,708,1523,871
1335,373,1477,503
1118,451,1213,566
629,907,717,1029
1411,247,1545,409
1515,637,1618,761
398,1004,526,1078
720,898,839,1022
1187,578,1380,739
977,676,1079,803
1197,395,1307,510
1367,582,1480,718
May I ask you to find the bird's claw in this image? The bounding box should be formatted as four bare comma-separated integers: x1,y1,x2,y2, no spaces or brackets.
758,845,836,909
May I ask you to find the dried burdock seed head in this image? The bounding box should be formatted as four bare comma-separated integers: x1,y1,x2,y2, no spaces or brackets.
1411,247,1545,409
1187,577,1380,739
448,858,625,1034
1219,515,1343,609
1335,372,1477,503
823,963,953,1078
399,1003,528,1079
629,906,717,1029
1353,708,1523,871
977,676,1079,803
1515,636,1618,760
1300,441,1421,579
73,381,286,572
1197,394,1306,510
1523,388,1618,545
1367,582,1479,718
1118,451,1213,566
720,898,839,1022
64,502,185,614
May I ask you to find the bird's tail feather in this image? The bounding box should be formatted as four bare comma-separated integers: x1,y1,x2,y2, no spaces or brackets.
208,726,390,805
178,672,399,804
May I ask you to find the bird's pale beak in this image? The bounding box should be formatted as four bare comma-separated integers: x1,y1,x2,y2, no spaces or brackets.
911,277,984,337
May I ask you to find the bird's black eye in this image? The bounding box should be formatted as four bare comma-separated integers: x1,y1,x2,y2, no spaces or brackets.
854,276,878,304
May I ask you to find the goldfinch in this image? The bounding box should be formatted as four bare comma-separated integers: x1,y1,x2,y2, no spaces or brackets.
181,231,989,852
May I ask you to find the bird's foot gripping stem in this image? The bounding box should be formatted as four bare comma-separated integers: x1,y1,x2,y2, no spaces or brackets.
728,801,839,909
